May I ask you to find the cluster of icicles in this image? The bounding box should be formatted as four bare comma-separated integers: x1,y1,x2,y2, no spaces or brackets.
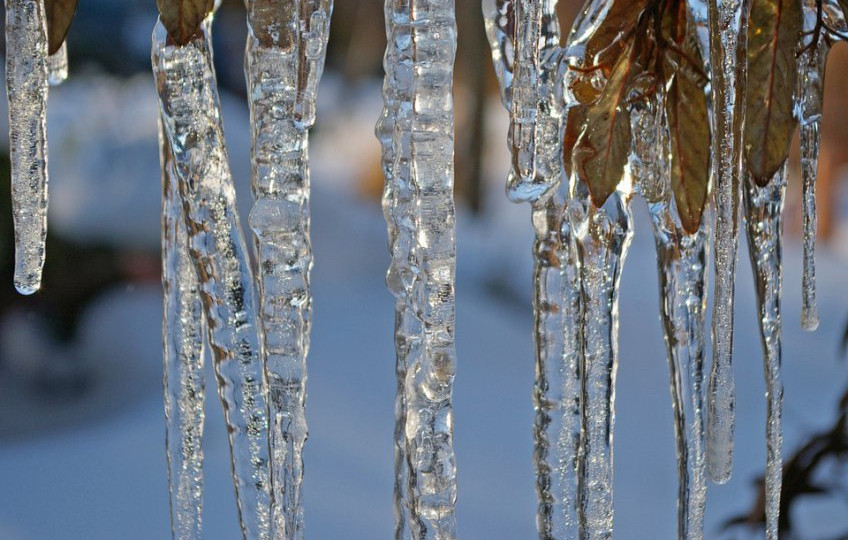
1,0,840,538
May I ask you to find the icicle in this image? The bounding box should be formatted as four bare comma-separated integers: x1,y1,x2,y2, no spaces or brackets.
378,1,459,538
507,0,564,202
796,0,831,331
160,119,207,540
631,96,708,540
705,0,751,485
482,0,515,106
5,0,49,295
530,194,582,540
48,41,69,86
743,164,787,540
245,2,332,537
377,1,415,536
568,186,633,540
152,20,271,540
483,2,580,536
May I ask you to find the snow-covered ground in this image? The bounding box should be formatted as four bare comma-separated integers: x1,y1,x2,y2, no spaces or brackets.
0,72,847,539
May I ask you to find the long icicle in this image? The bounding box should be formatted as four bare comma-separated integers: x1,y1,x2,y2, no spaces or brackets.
532,193,581,539
483,1,581,536
569,187,633,540
743,165,787,540
160,118,207,540
153,19,271,540
796,0,831,331
377,0,415,535
5,0,49,295
379,1,460,537
705,0,752,485
245,2,332,537
631,94,709,540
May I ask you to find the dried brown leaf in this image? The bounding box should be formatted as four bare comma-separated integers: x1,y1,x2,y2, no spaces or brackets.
44,0,78,55
157,0,214,46
744,0,802,185
569,48,638,206
661,0,711,233
584,0,652,66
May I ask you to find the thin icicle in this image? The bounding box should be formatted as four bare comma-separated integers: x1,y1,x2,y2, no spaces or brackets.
568,186,633,540
48,41,69,86
743,164,787,540
796,0,831,332
5,0,49,295
245,2,332,537
152,20,271,540
160,119,207,540
631,95,708,540
705,0,751,485
378,1,459,538
528,193,581,540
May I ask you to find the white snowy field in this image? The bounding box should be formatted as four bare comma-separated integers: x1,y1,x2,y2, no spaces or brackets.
1,72,847,539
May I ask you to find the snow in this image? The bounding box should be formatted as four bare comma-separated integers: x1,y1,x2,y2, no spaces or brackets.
0,72,846,539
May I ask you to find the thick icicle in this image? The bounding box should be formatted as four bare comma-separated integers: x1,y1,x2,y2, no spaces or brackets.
245,2,332,537
48,41,69,86
568,186,633,540
378,1,460,538
743,165,787,540
705,0,751,485
5,0,49,295
631,96,708,540
160,119,207,540
376,0,414,534
153,20,271,540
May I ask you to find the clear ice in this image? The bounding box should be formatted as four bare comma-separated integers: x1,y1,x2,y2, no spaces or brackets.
705,0,751,485
631,94,709,540
48,41,69,86
377,1,460,538
569,186,633,540
483,1,581,537
152,19,272,540
795,0,840,332
5,0,50,295
160,119,207,540
245,1,332,537
743,164,787,540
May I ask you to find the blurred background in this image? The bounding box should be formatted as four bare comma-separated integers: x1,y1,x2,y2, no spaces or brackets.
1,1,848,538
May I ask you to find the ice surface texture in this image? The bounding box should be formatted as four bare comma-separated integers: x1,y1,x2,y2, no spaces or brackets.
245,1,333,537
5,0,50,295
378,1,460,538
153,20,272,540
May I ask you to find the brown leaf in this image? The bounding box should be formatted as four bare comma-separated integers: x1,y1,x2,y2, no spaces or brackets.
248,0,298,50
744,0,802,185
44,0,79,55
157,0,214,46
584,0,652,67
661,0,711,233
569,47,638,206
